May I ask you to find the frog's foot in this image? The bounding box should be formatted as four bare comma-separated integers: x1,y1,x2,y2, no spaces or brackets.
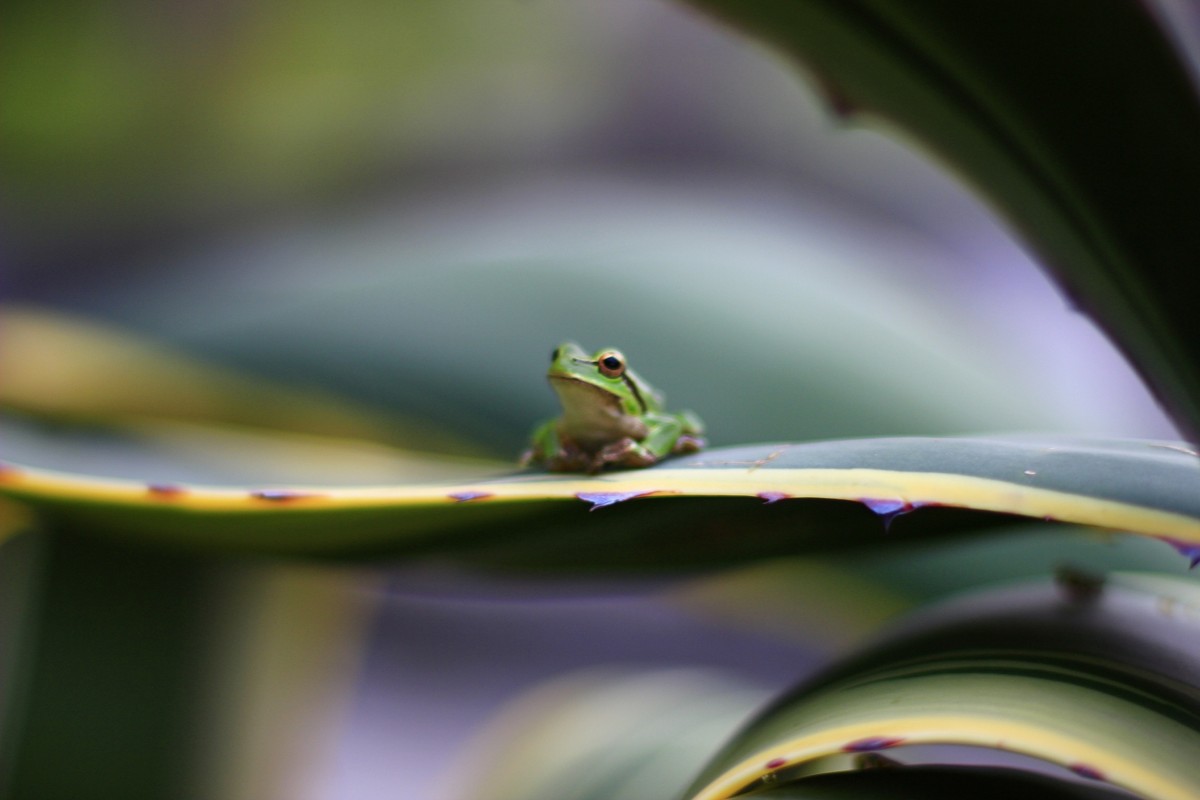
557,452,598,472
540,436,596,472
593,437,658,472
523,440,593,472
672,435,706,455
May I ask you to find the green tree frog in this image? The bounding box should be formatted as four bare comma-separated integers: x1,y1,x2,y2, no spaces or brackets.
521,342,706,473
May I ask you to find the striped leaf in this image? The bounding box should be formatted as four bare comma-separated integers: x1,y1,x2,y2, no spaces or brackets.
682,572,1200,800
2,436,1197,566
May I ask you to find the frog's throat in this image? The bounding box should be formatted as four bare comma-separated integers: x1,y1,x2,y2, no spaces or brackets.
549,376,649,451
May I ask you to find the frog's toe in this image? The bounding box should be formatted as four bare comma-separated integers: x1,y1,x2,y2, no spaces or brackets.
619,450,658,469
596,438,657,470
673,435,706,455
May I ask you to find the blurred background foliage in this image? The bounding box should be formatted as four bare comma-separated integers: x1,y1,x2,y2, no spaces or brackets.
4,0,1176,450
2,0,1197,798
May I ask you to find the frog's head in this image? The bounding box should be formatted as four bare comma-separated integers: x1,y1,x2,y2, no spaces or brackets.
547,341,657,416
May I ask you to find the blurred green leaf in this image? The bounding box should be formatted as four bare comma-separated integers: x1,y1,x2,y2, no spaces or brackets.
683,0,1200,438
665,527,1191,654
683,573,1200,800
55,181,1116,453
442,668,769,800
1,532,218,800
0,531,374,800
0,306,484,456
1,0,607,248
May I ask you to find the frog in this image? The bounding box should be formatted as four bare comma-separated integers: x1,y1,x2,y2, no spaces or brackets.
520,341,706,473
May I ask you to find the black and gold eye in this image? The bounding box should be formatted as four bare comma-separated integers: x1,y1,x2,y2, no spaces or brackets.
597,351,626,378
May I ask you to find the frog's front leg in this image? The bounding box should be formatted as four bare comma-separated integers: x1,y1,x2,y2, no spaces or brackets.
522,421,594,471
519,419,558,468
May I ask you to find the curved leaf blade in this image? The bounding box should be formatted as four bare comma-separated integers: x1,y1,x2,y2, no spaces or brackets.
1,437,1197,564
0,306,483,455
682,0,1200,437
747,765,1143,800
683,573,1200,800
442,669,769,800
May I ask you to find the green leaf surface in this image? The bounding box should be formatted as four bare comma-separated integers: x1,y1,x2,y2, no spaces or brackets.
683,573,1200,800
2,436,1197,565
0,307,483,456
683,0,1200,438
1,532,221,800
442,669,769,800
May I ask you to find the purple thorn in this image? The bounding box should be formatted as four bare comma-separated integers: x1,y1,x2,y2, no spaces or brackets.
1069,763,1105,781
251,489,316,502
861,498,909,515
1160,537,1200,569
842,736,904,753
449,491,493,503
764,757,787,770
576,490,655,510
860,498,917,532
147,483,186,497
757,491,790,504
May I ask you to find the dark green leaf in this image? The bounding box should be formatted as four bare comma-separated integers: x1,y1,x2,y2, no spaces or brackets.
683,0,1200,437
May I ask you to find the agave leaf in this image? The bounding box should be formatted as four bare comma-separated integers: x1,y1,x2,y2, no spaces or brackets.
0,414,501,487
0,306,483,456
664,525,1190,655
197,565,379,800
746,765,1135,799
683,573,1200,800
441,669,769,800
0,531,375,799
682,0,1200,438
1,436,1196,565
1,531,220,798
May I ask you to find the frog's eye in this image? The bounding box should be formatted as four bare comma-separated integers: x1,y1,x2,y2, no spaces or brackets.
597,351,625,379
550,347,560,363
